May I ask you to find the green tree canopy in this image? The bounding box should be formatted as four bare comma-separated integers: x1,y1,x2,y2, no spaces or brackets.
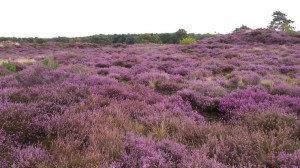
134,34,162,44
234,25,251,32
175,29,188,43
268,11,294,31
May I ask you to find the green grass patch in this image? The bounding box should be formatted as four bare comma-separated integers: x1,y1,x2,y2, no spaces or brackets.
41,58,59,69
2,62,16,72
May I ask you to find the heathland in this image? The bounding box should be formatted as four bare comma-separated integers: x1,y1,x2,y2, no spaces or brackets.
0,29,299,167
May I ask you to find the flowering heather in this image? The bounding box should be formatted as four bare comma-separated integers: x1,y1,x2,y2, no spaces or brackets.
0,29,300,167
219,87,300,117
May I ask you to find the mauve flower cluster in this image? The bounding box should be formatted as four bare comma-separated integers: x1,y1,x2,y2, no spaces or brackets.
0,29,299,167
219,87,300,118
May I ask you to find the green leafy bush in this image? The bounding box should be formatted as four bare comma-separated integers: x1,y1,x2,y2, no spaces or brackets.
234,25,251,32
2,62,16,72
179,37,196,45
284,23,296,36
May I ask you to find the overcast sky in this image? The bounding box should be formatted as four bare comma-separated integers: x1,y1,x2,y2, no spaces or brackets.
1,0,299,38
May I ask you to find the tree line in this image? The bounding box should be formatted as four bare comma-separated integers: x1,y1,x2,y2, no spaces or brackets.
0,29,216,45
1,11,297,45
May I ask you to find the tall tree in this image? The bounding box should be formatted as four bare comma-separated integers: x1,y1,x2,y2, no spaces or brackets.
268,11,294,31
175,29,188,43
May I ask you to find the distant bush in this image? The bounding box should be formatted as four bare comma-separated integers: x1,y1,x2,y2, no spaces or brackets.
284,23,297,36
233,25,251,32
179,37,196,45
34,37,46,44
82,35,113,44
52,36,70,43
2,62,16,72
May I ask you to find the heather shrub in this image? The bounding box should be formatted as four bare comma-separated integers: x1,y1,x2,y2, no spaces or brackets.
270,84,292,95
112,134,166,168
80,75,118,86
113,57,139,69
205,62,234,75
190,148,227,168
0,29,300,167
181,48,193,53
205,126,300,166
188,80,228,97
166,96,205,122
175,120,300,167
97,69,109,76
172,66,189,76
174,121,230,147
233,109,300,134
189,69,213,79
112,96,204,127
15,65,68,87
45,111,126,167
12,146,51,167
95,62,110,68
49,128,122,167
260,79,275,89
0,130,14,167
118,84,164,105
0,75,20,88
227,72,261,89
108,100,148,121
113,134,192,168
272,150,300,167
100,84,127,99
136,72,169,89
219,87,300,117
178,89,219,113
155,139,191,167
10,83,89,105
113,60,132,68
280,66,297,74
0,103,46,144
282,86,300,97
238,64,273,76
154,80,182,95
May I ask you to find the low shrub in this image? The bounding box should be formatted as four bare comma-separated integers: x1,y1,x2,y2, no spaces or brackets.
219,87,300,118
179,37,196,45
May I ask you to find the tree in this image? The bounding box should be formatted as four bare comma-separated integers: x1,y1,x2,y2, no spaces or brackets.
134,34,162,44
175,29,188,43
52,36,70,43
159,33,176,44
233,25,251,32
268,11,294,31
